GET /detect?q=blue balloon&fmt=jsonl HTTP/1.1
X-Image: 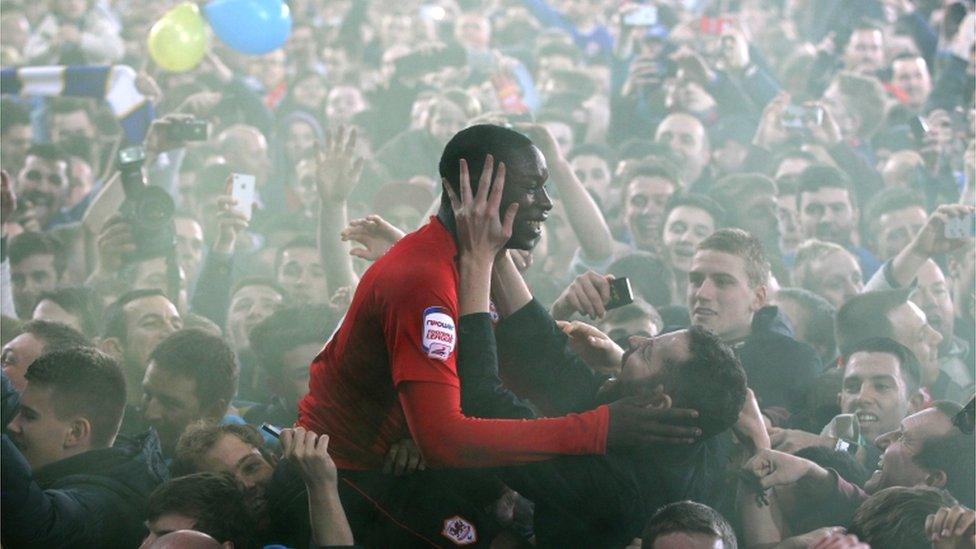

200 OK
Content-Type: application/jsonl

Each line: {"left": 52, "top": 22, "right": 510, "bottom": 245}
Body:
{"left": 204, "top": 0, "right": 292, "bottom": 55}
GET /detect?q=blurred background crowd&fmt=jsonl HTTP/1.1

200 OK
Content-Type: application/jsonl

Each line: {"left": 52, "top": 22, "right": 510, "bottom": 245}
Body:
{"left": 0, "top": 0, "right": 975, "bottom": 547}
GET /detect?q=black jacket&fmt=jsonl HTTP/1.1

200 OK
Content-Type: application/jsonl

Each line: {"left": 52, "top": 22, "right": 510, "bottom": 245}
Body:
{"left": 736, "top": 306, "right": 822, "bottom": 416}
{"left": 1, "top": 431, "right": 169, "bottom": 549}
{"left": 458, "top": 301, "right": 732, "bottom": 547}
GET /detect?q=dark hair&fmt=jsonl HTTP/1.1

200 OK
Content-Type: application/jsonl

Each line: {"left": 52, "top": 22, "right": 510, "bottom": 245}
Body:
{"left": 842, "top": 337, "right": 922, "bottom": 395}
{"left": 1, "top": 99, "right": 30, "bottom": 133}
{"left": 835, "top": 288, "right": 911, "bottom": 356}
{"left": 23, "top": 143, "right": 69, "bottom": 165}
{"left": 146, "top": 472, "right": 256, "bottom": 549}
{"left": 34, "top": 287, "right": 103, "bottom": 338}
{"left": 601, "top": 298, "right": 663, "bottom": 332}
{"left": 850, "top": 486, "right": 957, "bottom": 549}
{"left": 47, "top": 97, "right": 93, "bottom": 116}
{"left": 16, "top": 319, "right": 90, "bottom": 353}
{"left": 622, "top": 160, "right": 682, "bottom": 189}
{"left": 102, "top": 289, "right": 170, "bottom": 341}
{"left": 148, "top": 329, "right": 238, "bottom": 415}
{"left": 608, "top": 252, "right": 674, "bottom": 308}
{"left": 172, "top": 421, "right": 267, "bottom": 477}
{"left": 774, "top": 288, "right": 837, "bottom": 362}
{"left": 438, "top": 124, "right": 535, "bottom": 199}
{"left": 660, "top": 325, "right": 748, "bottom": 439}
{"left": 712, "top": 173, "right": 777, "bottom": 205}
{"left": 641, "top": 501, "right": 737, "bottom": 549}
{"left": 274, "top": 235, "right": 318, "bottom": 275}
{"left": 24, "top": 347, "right": 125, "bottom": 447}
{"left": 664, "top": 192, "right": 727, "bottom": 230}
{"left": 249, "top": 305, "right": 335, "bottom": 376}
{"left": 796, "top": 165, "right": 855, "bottom": 210}
{"left": 8, "top": 231, "right": 66, "bottom": 275}
{"left": 795, "top": 446, "right": 871, "bottom": 487}
{"left": 914, "top": 432, "right": 976, "bottom": 508}
{"left": 697, "top": 228, "right": 771, "bottom": 288}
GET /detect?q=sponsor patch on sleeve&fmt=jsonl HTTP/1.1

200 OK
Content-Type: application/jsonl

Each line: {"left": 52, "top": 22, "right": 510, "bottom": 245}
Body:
{"left": 422, "top": 306, "right": 456, "bottom": 361}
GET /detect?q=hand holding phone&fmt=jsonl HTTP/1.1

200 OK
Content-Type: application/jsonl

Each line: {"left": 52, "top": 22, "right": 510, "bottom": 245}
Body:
{"left": 261, "top": 423, "right": 282, "bottom": 439}
{"left": 606, "top": 277, "right": 635, "bottom": 310}
{"left": 230, "top": 173, "right": 257, "bottom": 221}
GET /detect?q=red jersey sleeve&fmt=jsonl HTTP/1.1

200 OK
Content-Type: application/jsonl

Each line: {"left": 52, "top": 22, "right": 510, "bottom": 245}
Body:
{"left": 379, "top": 264, "right": 461, "bottom": 388}
{"left": 399, "top": 381, "right": 610, "bottom": 468}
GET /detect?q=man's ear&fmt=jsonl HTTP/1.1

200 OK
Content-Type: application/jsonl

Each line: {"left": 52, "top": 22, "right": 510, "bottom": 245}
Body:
{"left": 64, "top": 417, "right": 92, "bottom": 449}
{"left": 947, "top": 257, "right": 961, "bottom": 280}
{"left": 752, "top": 283, "right": 768, "bottom": 312}
{"left": 98, "top": 337, "right": 123, "bottom": 360}
{"left": 907, "top": 390, "right": 925, "bottom": 414}
{"left": 924, "top": 469, "right": 948, "bottom": 489}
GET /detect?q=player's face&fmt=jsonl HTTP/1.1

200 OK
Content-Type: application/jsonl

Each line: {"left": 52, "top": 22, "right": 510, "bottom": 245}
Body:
{"left": 500, "top": 145, "right": 552, "bottom": 251}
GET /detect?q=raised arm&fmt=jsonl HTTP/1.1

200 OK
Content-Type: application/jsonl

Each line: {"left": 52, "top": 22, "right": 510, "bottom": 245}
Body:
{"left": 518, "top": 124, "right": 614, "bottom": 264}
{"left": 315, "top": 126, "right": 363, "bottom": 296}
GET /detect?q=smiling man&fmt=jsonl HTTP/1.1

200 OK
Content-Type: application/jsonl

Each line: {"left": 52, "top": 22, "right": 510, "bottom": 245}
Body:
{"left": 688, "top": 229, "right": 821, "bottom": 416}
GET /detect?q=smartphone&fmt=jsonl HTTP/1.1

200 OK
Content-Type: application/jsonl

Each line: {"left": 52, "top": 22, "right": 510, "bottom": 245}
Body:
{"left": 624, "top": 5, "right": 658, "bottom": 26}
{"left": 944, "top": 213, "right": 976, "bottom": 239}
{"left": 166, "top": 119, "right": 209, "bottom": 142}
{"left": 230, "top": 173, "right": 256, "bottom": 221}
{"left": 781, "top": 105, "right": 823, "bottom": 130}
{"left": 261, "top": 423, "right": 282, "bottom": 439}
{"left": 606, "top": 277, "right": 635, "bottom": 310}
{"left": 909, "top": 116, "right": 930, "bottom": 143}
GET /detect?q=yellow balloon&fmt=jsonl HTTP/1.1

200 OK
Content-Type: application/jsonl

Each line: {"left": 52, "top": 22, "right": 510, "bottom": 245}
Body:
{"left": 147, "top": 2, "right": 208, "bottom": 73}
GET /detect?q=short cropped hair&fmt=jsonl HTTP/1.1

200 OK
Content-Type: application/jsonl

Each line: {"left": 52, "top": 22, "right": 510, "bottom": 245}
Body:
{"left": 34, "top": 287, "right": 103, "bottom": 338}
{"left": 835, "top": 288, "right": 911, "bottom": 356}
{"left": 24, "top": 347, "right": 125, "bottom": 447}
{"left": 697, "top": 228, "right": 771, "bottom": 288}
{"left": 833, "top": 71, "right": 888, "bottom": 138}
{"left": 792, "top": 239, "right": 857, "bottom": 291}
{"left": 8, "top": 231, "right": 66, "bottom": 275}
{"left": 172, "top": 421, "right": 267, "bottom": 477}
{"left": 102, "top": 289, "right": 169, "bottom": 342}
{"left": 842, "top": 337, "right": 922, "bottom": 395}
{"left": 148, "top": 329, "right": 238, "bottom": 416}
{"left": 23, "top": 143, "right": 69, "bottom": 165}
{"left": 663, "top": 193, "right": 727, "bottom": 229}
{"left": 851, "top": 486, "right": 957, "bottom": 549}
{"left": 712, "top": 173, "right": 777, "bottom": 204}
{"left": 438, "top": 124, "right": 535, "bottom": 198}
{"left": 274, "top": 235, "right": 317, "bottom": 275}
{"left": 248, "top": 304, "right": 335, "bottom": 376}
{"left": 641, "top": 501, "right": 737, "bottom": 549}
{"left": 146, "top": 472, "right": 255, "bottom": 548}
{"left": 16, "top": 319, "right": 90, "bottom": 352}
{"left": 796, "top": 165, "right": 855, "bottom": 210}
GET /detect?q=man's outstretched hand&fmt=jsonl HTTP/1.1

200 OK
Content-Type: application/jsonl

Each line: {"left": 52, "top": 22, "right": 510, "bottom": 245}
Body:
{"left": 341, "top": 215, "right": 405, "bottom": 261}
{"left": 606, "top": 394, "right": 700, "bottom": 447}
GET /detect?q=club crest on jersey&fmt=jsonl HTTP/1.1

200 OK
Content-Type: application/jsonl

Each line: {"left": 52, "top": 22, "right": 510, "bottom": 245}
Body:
{"left": 422, "top": 306, "right": 456, "bottom": 361}
{"left": 441, "top": 515, "right": 477, "bottom": 545}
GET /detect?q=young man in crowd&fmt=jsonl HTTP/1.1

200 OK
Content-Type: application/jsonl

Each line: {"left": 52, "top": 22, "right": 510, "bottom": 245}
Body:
{"left": 12, "top": 144, "right": 70, "bottom": 232}
{"left": 1, "top": 319, "right": 88, "bottom": 394}
{"left": 100, "top": 289, "right": 183, "bottom": 409}
{"left": 140, "top": 328, "right": 238, "bottom": 458}
{"left": 8, "top": 230, "right": 66, "bottom": 319}
{"left": 639, "top": 501, "right": 738, "bottom": 549}
{"left": 791, "top": 239, "right": 864, "bottom": 309}
{"left": 795, "top": 165, "right": 880, "bottom": 277}
{"left": 770, "top": 287, "right": 837, "bottom": 365}
{"left": 769, "top": 337, "right": 925, "bottom": 467}
{"left": 2, "top": 347, "right": 167, "bottom": 548}
{"left": 688, "top": 228, "right": 821, "bottom": 418}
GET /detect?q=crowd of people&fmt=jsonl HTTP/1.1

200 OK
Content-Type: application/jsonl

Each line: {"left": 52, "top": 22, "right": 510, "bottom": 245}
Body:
{"left": 1, "top": 0, "right": 975, "bottom": 547}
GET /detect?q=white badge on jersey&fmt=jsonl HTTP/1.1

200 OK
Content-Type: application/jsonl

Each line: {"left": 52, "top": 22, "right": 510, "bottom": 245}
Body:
{"left": 441, "top": 515, "right": 477, "bottom": 545}
{"left": 422, "top": 306, "right": 456, "bottom": 361}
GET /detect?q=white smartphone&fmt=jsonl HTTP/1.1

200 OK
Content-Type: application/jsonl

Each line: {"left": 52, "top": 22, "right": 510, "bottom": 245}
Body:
{"left": 230, "top": 173, "right": 256, "bottom": 221}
